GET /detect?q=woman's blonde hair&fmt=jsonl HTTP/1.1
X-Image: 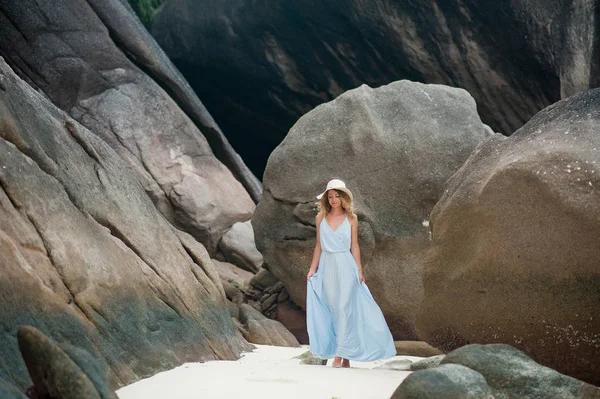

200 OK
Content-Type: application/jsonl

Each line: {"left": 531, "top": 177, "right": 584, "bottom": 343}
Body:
{"left": 317, "top": 189, "right": 356, "bottom": 218}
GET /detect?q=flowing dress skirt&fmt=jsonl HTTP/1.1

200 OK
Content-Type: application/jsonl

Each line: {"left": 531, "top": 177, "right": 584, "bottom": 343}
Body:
{"left": 306, "top": 250, "right": 396, "bottom": 361}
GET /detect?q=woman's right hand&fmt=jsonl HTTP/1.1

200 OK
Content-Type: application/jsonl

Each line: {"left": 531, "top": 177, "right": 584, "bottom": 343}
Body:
{"left": 307, "top": 270, "right": 316, "bottom": 281}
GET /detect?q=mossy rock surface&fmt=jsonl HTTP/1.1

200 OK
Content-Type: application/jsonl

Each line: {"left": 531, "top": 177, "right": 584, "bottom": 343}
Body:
{"left": 128, "top": 0, "right": 165, "bottom": 27}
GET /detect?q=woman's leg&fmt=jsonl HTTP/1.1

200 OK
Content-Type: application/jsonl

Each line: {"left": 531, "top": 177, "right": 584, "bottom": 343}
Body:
{"left": 342, "top": 358, "right": 350, "bottom": 368}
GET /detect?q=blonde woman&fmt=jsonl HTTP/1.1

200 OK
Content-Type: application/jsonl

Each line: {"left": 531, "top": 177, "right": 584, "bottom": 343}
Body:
{"left": 306, "top": 179, "right": 395, "bottom": 368}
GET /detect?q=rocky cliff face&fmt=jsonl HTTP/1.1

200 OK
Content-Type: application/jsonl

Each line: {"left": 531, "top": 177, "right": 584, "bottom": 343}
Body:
{"left": 0, "top": 57, "right": 251, "bottom": 392}
{"left": 151, "top": 0, "right": 599, "bottom": 175}
{"left": 0, "top": 0, "right": 259, "bottom": 255}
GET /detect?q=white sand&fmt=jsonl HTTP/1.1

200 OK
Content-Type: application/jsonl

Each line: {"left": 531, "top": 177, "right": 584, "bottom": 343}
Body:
{"left": 116, "top": 345, "right": 421, "bottom": 399}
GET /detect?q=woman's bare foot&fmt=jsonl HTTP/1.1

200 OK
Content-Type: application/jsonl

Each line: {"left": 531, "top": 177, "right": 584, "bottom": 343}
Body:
{"left": 332, "top": 356, "right": 343, "bottom": 368}
{"left": 342, "top": 358, "right": 350, "bottom": 368}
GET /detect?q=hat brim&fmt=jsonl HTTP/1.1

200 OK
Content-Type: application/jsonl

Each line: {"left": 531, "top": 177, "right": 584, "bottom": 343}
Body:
{"left": 316, "top": 187, "right": 353, "bottom": 201}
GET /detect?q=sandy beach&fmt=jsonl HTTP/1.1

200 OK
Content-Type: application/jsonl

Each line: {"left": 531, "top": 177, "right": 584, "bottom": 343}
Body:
{"left": 116, "top": 345, "right": 421, "bottom": 399}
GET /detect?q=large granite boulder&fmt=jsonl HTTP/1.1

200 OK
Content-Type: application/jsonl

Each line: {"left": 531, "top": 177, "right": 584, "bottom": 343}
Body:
{"left": 0, "top": 0, "right": 257, "bottom": 254}
{"left": 0, "top": 57, "right": 251, "bottom": 393}
{"left": 394, "top": 344, "right": 600, "bottom": 398}
{"left": 417, "top": 88, "right": 600, "bottom": 384}
{"left": 152, "top": 0, "right": 599, "bottom": 174}
{"left": 440, "top": 344, "right": 600, "bottom": 398}
{"left": 253, "top": 80, "right": 492, "bottom": 339}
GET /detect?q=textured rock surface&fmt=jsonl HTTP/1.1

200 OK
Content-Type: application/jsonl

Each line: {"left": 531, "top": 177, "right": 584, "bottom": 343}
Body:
{"left": 237, "top": 304, "right": 300, "bottom": 347}
{"left": 222, "top": 281, "right": 245, "bottom": 305}
{"left": 0, "top": 378, "right": 27, "bottom": 399}
{"left": 394, "top": 341, "right": 443, "bottom": 357}
{"left": 152, "top": 0, "right": 600, "bottom": 174}
{"left": 18, "top": 326, "right": 116, "bottom": 399}
{"left": 58, "top": 342, "right": 118, "bottom": 399}
{"left": 253, "top": 81, "right": 491, "bottom": 339}
{"left": 218, "top": 221, "right": 263, "bottom": 273}
{"left": 410, "top": 355, "right": 446, "bottom": 371}
{"left": 441, "top": 344, "right": 600, "bottom": 398}
{"left": 0, "top": 0, "right": 256, "bottom": 254}
{"left": 417, "top": 88, "right": 600, "bottom": 384}
{"left": 0, "top": 58, "right": 250, "bottom": 393}
{"left": 87, "top": 0, "right": 262, "bottom": 201}
{"left": 392, "top": 364, "right": 495, "bottom": 399}
{"left": 212, "top": 259, "right": 254, "bottom": 290}
{"left": 249, "top": 269, "right": 280, "bottom": 291}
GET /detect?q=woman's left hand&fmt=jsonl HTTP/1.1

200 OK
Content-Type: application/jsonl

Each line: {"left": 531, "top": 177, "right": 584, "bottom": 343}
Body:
{"left": 358, "top": 271, "right": 365, "bottom": 284}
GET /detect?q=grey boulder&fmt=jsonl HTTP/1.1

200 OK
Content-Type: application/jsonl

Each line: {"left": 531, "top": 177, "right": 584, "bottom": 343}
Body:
{"left": 417, "top": 88, "right": 600, "bottom": 384}
{"left": 253, "top": 80, "right": 492, "bottom": 339}
{"left": 441, "top": 344, "right": 600, "bottom": 398}
{"left": 219, "top": 221, "right": 264, "bottom": 273}
{"left": 392, "top": 364, "right": 495, "bottom": 399}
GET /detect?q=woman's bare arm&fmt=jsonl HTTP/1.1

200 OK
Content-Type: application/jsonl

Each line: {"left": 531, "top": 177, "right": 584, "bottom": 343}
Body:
{"left": 349, "top": 215, "right": 365, "bottom": 283}
{"left": 307, "top": 213, "right": 324, "bottom": 280}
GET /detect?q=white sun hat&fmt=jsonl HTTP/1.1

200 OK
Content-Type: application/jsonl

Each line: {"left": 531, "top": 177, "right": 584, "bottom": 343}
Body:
{"left": 316, "top": 179, "right": 353, "bottom": 201}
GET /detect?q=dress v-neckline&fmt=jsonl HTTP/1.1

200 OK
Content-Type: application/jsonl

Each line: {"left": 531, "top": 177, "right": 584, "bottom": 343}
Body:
{"left": 325, "top": 215, "right": 347, "bottom": 233}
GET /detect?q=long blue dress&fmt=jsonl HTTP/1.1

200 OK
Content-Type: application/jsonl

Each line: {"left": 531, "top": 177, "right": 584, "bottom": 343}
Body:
{"left": 306, "top": 215, "right": 396, "bottom": 361}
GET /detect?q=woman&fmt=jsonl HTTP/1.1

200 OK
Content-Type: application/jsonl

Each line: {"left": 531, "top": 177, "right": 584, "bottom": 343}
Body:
{"left": 306, "top": 179, "right": 395, "bottom": 368}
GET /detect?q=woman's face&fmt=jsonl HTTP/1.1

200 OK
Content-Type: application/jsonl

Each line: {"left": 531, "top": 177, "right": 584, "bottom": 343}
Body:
{"left": 327, "top": 190, "right": 342, "bottom": 209}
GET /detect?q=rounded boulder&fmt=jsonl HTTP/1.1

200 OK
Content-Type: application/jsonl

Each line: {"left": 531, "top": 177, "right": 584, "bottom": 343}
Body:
{"left": 417, "top": 88, "right": 600, "bottom": 384}
{"left": 254, "top": 80, "right": 491, "bottom": 338}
